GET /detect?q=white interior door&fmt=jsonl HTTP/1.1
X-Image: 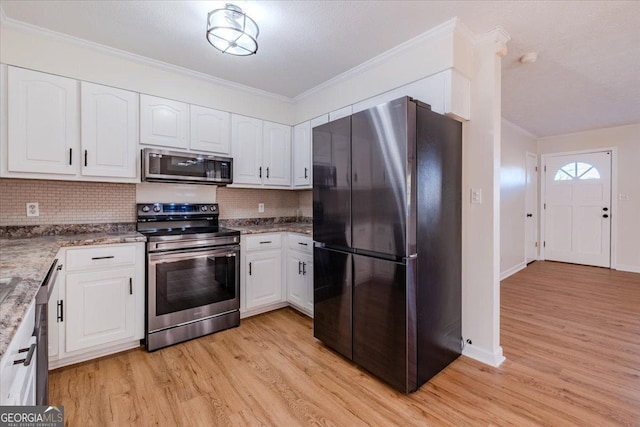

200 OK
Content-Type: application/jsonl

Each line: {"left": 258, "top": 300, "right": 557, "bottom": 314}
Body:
{"left": 544, "top": 151, "right": 611, "bottom": 267}
{"left": 525, "top": 153, "right": 538, "bottom": 263}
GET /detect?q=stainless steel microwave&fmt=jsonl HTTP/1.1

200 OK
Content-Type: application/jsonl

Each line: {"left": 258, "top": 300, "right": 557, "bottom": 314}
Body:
{"left": 142, "top": 148, "right": 233, "bottom": 185}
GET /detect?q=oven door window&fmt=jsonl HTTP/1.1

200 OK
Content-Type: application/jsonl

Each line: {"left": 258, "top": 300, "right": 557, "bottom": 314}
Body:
{"left": 155, "top": 254, "right": 236, "bottom": 316}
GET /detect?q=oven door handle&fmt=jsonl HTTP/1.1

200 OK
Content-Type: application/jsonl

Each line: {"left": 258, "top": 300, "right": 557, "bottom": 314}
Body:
{"left": 149, "top": 247, "right": 239, "bottom": 263}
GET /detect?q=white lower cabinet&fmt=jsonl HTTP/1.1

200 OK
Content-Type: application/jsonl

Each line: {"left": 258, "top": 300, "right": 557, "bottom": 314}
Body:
{"left": 240, "top": 232, "right": 313, "bottom": 319}
{"left": 241, "top": 233, "right": 286, "bottom": 316}
{"left": 286, "top": 234, "right": 314, "bottom": 317}
{"left": 48, "top": 242, "right": 145, "bottom": 369}
{"left": 0, "top": 301, "right": 36, "bottom": 405}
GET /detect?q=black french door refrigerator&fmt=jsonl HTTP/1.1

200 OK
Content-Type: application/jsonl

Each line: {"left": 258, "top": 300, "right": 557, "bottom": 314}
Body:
{"left": 312, "top": 97, "right": 462, "bottom": 393}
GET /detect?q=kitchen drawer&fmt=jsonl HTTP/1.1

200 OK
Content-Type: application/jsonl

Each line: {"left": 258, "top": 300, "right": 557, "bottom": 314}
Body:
{"left": 1, "top": 301, "right": 35, "bottom": 405}
{"left": 288, "top": 234, "right": 312, "bottom": 253}
{"left": 66, "top": 244, "right": 137, "bottom": 271}
{"left": 244, "top": 233, "right": 282, "bottom": 252}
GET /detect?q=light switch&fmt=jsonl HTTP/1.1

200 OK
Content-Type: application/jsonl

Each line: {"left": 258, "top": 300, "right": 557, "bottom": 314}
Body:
{"left": 26, "top": 202, "right": 39, "bottom": 217}
{"left": 470, "top": 188, "right": 482, "bottom": 204}
{"left": 258, "top": 203, "right": 265, "bottom": 213}
{"left": 619, "top": 194, "right": 630, "bottom": 201}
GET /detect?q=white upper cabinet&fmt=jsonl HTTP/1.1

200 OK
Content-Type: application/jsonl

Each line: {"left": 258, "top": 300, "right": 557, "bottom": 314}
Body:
{"left": 292, "top": 121, "right": 311, "bottom": 188}
{"left": 329, "top": 106, "right": 352, "bottom": 121}
{"left": 189, "top": 105, "right": 231, "bottom": 154}
{"left": 8, "top": 66, "right": 79, "bottom": 175}
{"left": 231, "top": 115, "right": 292, "bottom": 188}
{"left": 140, "top": 94, "right": 189, "bottom": 149}
{"left": 263, "top": 121, "right": 291, "bottom": 187}
{"left": 81, "top": 82, "right": 138, "bottom": 178}
{"left": 310, "top": 114, "right": 329, "bottom": 129}
{"left": 231, "top": 114, "right": 263, "bottom": 185}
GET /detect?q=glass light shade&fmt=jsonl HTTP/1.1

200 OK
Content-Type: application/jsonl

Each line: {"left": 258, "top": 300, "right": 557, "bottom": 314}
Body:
{"left": 207, "top": 4, "right": 259, "bottom": 56}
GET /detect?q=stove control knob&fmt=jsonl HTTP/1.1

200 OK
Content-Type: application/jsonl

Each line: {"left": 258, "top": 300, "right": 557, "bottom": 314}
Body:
{"left": 153, "top": 205, "right": 161, "bottom": 213}
{"left": 200, "top": 206, "right": 208, "bottom": 212}
{"left": 210, "top": 205, "right": 217, "bottom": 212}
{"left": 141, "top": 205, "right": 150, "bottom": 213}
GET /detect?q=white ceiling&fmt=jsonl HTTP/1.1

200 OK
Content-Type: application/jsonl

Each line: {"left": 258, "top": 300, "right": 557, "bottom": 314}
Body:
{"left": 1, "top": 0, "right": 639, "bottom": 137}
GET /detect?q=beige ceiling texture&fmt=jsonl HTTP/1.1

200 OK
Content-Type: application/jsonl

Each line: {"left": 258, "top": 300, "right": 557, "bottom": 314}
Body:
{"left": 1, "top": 0, "right": 639, "bottom": 137}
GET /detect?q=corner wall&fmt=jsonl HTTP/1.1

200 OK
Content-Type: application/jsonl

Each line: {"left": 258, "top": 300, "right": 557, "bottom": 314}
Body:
{"left": 537, "top": 123, "right": 640, "bottom": 272}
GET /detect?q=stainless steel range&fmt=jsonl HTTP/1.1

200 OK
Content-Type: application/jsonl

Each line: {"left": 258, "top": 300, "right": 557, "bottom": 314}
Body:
{"left": 136, "top": 203, "right": 241, "bottom": 351}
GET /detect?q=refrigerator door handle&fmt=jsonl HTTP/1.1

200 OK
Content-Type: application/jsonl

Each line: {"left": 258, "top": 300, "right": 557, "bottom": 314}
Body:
{"left": 314, "top": 242, "right": 326, "bottom": 248}
{"left": 406, "top": 253, "right": 418, "bottom": 259}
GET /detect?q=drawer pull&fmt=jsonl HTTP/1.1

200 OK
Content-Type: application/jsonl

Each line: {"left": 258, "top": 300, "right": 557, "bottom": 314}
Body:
{"left": 14, "top": 343, "right": 36, "bottom": 366}
{"left": 259, "top": 241, "right": 272, "bottom": 244}
{"left": 298, "top": 242, "right": 308, "bottom": 246}
{"left": 91, "top": 256, "right": 115, "bottom": 260}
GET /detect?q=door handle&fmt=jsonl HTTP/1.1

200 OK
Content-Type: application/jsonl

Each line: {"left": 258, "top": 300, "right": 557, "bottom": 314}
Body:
{"left": 249, "top": 262, "right": 252, "bottom": 275}
{"left": 259, "top": 167, "right": 262, "bottom": 178}
{"left": 57, "top": 300, "right": 63, "bottom": 322}
{"left": 298, "top": 261, "right": 302, "bottom": 275}
{"left": 526, "top": 213, "right": 533, "bottom": 217}
{"left": 84, "top": 150, "right": 88, "bottom": 167}
{"left": 602, "top": 214, "right": 609, "bottom": 218}
{"left": 304, "top": 167, "right": 308, "bottom": 179}
{"left": 129, "top": 278, "right": 133, "bottom": 295}
{"left": 602, "top": 207, "right": 609, "bottom": 211}
{"left": 69, "top": 148, "right": 73, "bottom": 165}
{"left": 302, "top": 262, "right": 307, "bottom": 275}
{"left": 266, "top": 167, "right": 270, "bottom": 179}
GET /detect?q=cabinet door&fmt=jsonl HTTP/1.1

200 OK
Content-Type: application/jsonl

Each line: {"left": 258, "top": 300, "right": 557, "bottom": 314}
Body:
{"left": 293, "top": 121, "right": 311, "bottom": 188}
{"left": 231, "top": 114, "right": 263, "bottom": 185}
{"left": 81, "top": 82, "right": 138, "bottom": 178}
{"left": 140, "top": 94, "right": 188, "bottom": 149}
{"left": 245, "top": 250, "right": 282, "bottom": 309}
{"left": 190, "top": 105, "right": 231, "bottom": 154}
{"left": 286, "top": 252, "right": 306, "bottom": 309}
{"left": 8, "top": 66, "right": 79, "bottom": 175}
{"left": 263, "top": 121, "right": 292, "bottom": 187}
{"left": 65, "top": 267, "right": 136, "bottom": 353}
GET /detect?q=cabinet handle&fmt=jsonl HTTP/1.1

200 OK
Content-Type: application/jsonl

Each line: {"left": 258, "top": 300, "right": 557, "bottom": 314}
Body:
{"left": 91, "top": 256, "right": 114, "bottom": 260}
{"left": 57, "top": 300, "right": 63, "bottom": 322}
{"left": 56, "top": 264, "right": 63, "bottom": 270}
{"left": 298, "top": 242, "right": 308, "bottom": 246}
{"left": 298, "top": 261, "right": 302, "bottom": 275}
{"left": 259, "top": 167, "right": 262, "bottom": 178}
{"left": 302, "top": 262, "right": 307, "bottom": 275}
{"left": 69, "top": 148, "right": 73, "bottom": 165}
{"left": 266, "top": 167, "right": 270, "bottom": 178}
{"left": 249, "top": 262, "right": 252, "bottom": 275}
{"left": 259, "top": 241, "right": 272, "bottom": 244}
{"left": 84, "top": 150, "right": 88, "bottom": 167}
{"left": 304, "top": 167, "right": 308, "bottom": 179}
{"left": 13, "top": 343, "right": 36, "bottom": 366}
{"left": 129, "top": 278, "right": 133, "bottom": 295}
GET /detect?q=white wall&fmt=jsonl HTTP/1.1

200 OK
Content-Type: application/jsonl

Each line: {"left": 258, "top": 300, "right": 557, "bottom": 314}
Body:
{"left": 0, "top": 23, "right": 294, "bottom": 125}
{"left": 500, "top": 119, "right": 537, "bottom": 277}
{"left": 538, "top": 123, "right": 640, "bottom": 273}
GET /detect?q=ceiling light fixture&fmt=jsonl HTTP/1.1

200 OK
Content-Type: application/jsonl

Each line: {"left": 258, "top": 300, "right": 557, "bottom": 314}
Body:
{"left": 206, "top": 3, "right": 259, "bottom": 56}
{"left": 519, "top": 52, "right": 538, "bottom": 64}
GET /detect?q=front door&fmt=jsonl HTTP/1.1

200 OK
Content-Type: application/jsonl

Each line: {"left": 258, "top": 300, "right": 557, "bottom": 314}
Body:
{"left": 543, "top": 151, "right": 612, "bottom": 267}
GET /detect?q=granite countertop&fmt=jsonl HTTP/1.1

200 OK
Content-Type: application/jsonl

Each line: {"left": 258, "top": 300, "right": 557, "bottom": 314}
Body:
{"left": 230, "top": 222, "right": 312, "bottom": 235}
{"left": 0, "top": 230, "right": 146, "bottom": 359}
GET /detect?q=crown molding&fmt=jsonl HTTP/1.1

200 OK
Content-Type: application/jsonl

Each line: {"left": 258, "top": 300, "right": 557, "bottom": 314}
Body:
{"left": 475, "top": 26, "right": 511, "bottom": 57}
{"left": 501, "top": 118, "right": 538, "bottom": 139}
{"left": 293, "top": 17, "right": 461, "bottom": 103}
{"left": 0, "top": 13, "right": 293, "bottom": 104}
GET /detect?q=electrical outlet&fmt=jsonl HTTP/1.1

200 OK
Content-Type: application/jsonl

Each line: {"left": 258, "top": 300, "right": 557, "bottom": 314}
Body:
{"left": 26, "top": 202, "right": 39, "bottom": 217}
{"left": 470, "top": 188, "right": 482, "bottom": 204}
{"left": 258, "top": 203, "right": 265, "bottom": 213}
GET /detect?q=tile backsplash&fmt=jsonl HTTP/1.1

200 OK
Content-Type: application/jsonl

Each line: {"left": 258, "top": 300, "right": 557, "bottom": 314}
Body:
{"left": 0, "top": 178, "right": 313, "bottom": 226}
{"left": 0, "top": 178, "right": 136, "bottom": 226}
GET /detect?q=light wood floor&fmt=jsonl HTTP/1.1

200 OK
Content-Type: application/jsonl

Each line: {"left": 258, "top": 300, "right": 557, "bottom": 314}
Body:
{"left": 50, "top": 261, "right": 640, "bottom": 426}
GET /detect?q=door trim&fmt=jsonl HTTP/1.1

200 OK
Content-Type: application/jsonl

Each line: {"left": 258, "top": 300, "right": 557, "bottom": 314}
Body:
{"left": 525, "top": 151, "right": 538, "bottom": 263}
{"left": 540, "top": 147, "right": 617, "bottom": 268}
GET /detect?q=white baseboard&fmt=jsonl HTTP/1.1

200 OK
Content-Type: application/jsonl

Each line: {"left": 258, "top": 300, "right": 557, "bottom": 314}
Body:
{"left": 462, "top": 344, "right": 506, "bottom": 367}
{"left": 614, "top": 264, "right": 640, "bottom": 273}
{"left": 49, "top": 340, "right": 141, "bottom": 370}
{"left": 500, "top": 261, "right": 527, "bottom": 281}
{"left": 240, "top": 301, "right": 289, "bottom": 319}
